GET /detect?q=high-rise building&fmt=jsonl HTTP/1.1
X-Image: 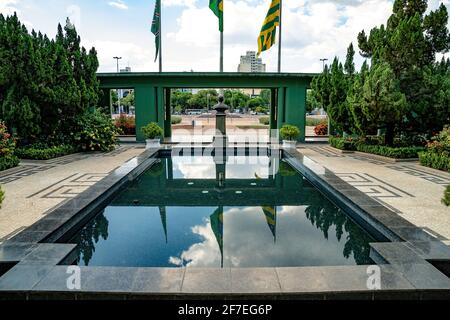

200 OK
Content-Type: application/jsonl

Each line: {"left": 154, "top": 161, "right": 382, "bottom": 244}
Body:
{"left": 237, "top": 51, "right": 266, "bottom": 73}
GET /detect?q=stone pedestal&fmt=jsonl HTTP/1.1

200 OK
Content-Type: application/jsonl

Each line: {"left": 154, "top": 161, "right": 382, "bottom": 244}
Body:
{"left": 213, "top": 96, "right": 229, "bottom": 146}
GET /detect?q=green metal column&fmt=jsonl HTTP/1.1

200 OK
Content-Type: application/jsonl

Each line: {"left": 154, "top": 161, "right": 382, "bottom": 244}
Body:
{"left": 277, "top": 87, "right": 286, "bottom": 136}
{"left": 134, "top": 85, "right": 156, "bottom": 142}
{"left": 164, "top": 88, "right": 172, "bottom": 139}
{"left": 284, "top": 84, "right": 306, "bottom": 142}
{"left": 270, "top": 88, "right": 277, "bottom": 131}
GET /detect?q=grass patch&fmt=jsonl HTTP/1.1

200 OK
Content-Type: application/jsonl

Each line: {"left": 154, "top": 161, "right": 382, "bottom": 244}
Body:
{"left": 236, "top": 125, "right": 269, "bottom": 130}
{"left": 306, "top": 118, "right": 327, "bottom": 127}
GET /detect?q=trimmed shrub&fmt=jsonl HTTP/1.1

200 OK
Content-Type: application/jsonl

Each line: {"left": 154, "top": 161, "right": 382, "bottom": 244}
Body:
{"left": 171, "top": 116, "right": 182, "bottom": 125}
{"left": 0, "top": 156, "right": 20, "bottom": 171}
{"left": 0, "top": 186, "right": 4, "bottom": 208}
{"left": 443, "top": 185, "right": 450, "bottom": 207}
{"left": 259, "top": 117, "right": 270, "bottom": 126}
{"left": 15, "top": 144, "right": 76, "bottom": 160}
{"left": 280, "top": 125, "right": 300, "bottom": 141}
{"left": 114, "top": 114, "right": 136, "bottom": 135}
{"left": 419, "top": 152, "right": 450, "bottom": 172}
{"left": 314, "top": 123, "right": 328, "bottom": 136}
{"left": 72, "top": 109, "right": 120, "bottom": 152}
{"left": 142, "top": 122, "right": 164, "bottom": 140}
{"left": 356, "top": 144, "right": 424, "bottom": 159}
{"left": 329, "top": 136, "right": 357, "bottom": 151}
{"left": 419, "top": 127, "right": 450, "bottom": 172}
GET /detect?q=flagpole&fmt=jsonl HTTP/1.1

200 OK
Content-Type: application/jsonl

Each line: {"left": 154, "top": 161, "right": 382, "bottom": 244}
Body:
{"left": 220, "top": 31, "right": 223, "bottom": 72}
{"left": 278, "top": 0, "right": 282, "bottom": 73}
{"left": 159, "top": 0, "right": 162, "bottom": 73}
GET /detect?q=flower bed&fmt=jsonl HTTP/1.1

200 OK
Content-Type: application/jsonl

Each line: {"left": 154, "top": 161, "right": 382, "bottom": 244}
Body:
{"left": 0, "top": 122, "right": 19, "bottom": 171}
{"left": 419, "top": 127, "right": 450, "bottom": 172}
{"left": 114, "top": 114, "right": 136, "bottom": 135}
{"left": 329, "top": 137, "right": 357, "bottom": 151}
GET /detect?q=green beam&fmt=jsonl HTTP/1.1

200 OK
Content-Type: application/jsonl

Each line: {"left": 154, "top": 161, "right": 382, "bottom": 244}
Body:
{"left": 97, "top": 72, "right": 315, "bottom": 142}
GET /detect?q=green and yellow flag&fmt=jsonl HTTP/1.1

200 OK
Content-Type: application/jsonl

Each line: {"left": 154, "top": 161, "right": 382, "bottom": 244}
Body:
{"left": 257, "top": 0, "right": 281, "bottom": 56}
{"left": 209, "top": 0, "right": 224, "bottom": 32}
{"left": 262, "top": 206, "right": 277, "bottom": 242}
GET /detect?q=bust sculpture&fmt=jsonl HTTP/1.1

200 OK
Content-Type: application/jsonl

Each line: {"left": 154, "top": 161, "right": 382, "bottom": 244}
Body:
{"left": 213, "top": 95, "right": 229, "bottom": 115}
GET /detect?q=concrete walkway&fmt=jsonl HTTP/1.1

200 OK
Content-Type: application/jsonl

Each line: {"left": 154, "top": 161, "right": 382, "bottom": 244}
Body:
{"left": 0, "top": 146, "right": 144, "bottom": 241}
{"left": 298, "top": 144, "right": 450, "bottom": 240}
{"left": 1, "top": 143, "right": 448, "bottom": 244}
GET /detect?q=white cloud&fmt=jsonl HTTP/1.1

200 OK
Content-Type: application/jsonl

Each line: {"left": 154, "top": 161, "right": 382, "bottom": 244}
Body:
{"left": 165, "top": 0, "right": 394, "bottom": 72}
{"left": 108, "top": 0, "right": 128, "bottom": 10}
{"left": 163, "top": 0, "right": 198, "bottom": 8}
{"left": 0, "top": 0, "right": 19, "bottom": 15}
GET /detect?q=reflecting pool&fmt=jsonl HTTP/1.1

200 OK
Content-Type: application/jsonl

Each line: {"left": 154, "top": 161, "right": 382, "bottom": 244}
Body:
{"left": 69, "top": 155, "right": 375, "bottom": 268}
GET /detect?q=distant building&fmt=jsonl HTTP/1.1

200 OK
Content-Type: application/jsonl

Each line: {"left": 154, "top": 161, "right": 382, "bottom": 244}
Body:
{"left": 237, "top": 51, "right": 266, "bottom": 73}
{"left": 120, "top": 66, "right": 131, "bottom": 73}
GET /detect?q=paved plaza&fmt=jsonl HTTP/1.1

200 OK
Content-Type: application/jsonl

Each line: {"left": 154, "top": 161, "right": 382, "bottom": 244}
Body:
{"left": 0, "top": 146, "right": 144, "bottom": 242}
{"left": 0, "top": 143, "right": 448, "bottom": 245}
{"left": 298, "top": 144, "right": 450, "bottom": 240}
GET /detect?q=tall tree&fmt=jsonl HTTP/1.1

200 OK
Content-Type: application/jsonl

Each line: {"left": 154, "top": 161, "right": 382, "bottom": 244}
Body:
{"left": 344, "top": 43, "right": 355, "bottom": 76}
{"left": 358, "top": 0, "right": 450, "bottom": 137}
{"left": 360, "top": 62, "right": 407, "bottom": 146}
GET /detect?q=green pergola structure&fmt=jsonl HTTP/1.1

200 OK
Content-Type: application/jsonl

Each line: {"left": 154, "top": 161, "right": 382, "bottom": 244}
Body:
{"left": 97, "top": 72, "right": 316, "bottom": 142}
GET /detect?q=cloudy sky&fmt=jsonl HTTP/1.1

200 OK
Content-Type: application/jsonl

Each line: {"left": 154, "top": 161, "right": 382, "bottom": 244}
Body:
{"left": 1, "top": 0, "right": 449, "bottom": 73}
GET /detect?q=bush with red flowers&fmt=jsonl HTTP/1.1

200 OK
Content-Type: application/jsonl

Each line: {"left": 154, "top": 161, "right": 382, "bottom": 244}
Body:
{"left": 114, "top": 114, "right": 136, "bottom": 135}
{"left": 314, "top": 122, "right": 328, "bottom": 136}
{"left": 0, "top": 121, "right": 20, "bottom": 171}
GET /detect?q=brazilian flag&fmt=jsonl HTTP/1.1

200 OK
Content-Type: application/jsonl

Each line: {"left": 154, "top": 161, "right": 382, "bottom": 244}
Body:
{"left": 209, "top": 0, "right": 224, "bottom": 32}
{"left": 257, "top": 0, "right": 280, "bottom": 56}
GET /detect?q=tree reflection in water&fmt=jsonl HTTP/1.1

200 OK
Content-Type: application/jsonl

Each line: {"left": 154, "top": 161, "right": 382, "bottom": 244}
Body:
{"left": 72, "top": 211, "right": 109, "bottom": 266}
{"left": 305, "top": 203, "right": 373, "bottom": 265}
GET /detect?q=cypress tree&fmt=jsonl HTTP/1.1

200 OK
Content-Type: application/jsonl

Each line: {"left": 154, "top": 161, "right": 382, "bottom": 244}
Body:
{"left": 358, "top": 0, "right": 450, "bottom": 138}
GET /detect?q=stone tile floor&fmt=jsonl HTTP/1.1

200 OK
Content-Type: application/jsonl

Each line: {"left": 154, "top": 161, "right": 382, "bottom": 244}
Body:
{"left": 0, "top": 146, "right": 144, "bottom": 242}
{"left": 298, "top": 144, "right": 450, "bottom": 240}
{"left": 1, "top": 142, "right": 449, "bottom": 245}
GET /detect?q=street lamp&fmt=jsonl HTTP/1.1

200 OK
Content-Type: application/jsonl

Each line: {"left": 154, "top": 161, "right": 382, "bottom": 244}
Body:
{"left": 320, "top": 58, "right": 328, "bottom": 72}
{"left": 113, "top": 57, "right": 123, "bottom": 115}
{"left": 113, "top": 56, "right": 122, "bottom": 73}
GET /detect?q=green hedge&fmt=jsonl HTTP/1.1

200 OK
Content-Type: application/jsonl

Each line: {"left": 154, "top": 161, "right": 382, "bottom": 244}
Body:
{"left": 259, "top": 117, "right": 270, "bottom": 125}
{"left": 0, "top": 155, "right": 20, "bottom": 171}
{"left": 0, "top": 185, "right": 4, "bottom": 208}
{"left": 329, "top": 137, "right": 357, "bottom": 151}
{"left": 443, "top": 185, "right": 450, "bottom": 206}
{"left": 15, "top": 145, "right": 76, "bottom": 160}
{"left": 330, "top": 137, "right": 424, "bottom": 158}
{"left": 419, "top": 152, "right": 450, "bottom": 172}
{"left": 306, "top": 118, "right": 326, "bottom": 127}
{"left": 356, "top": 144, "right": 424, "bottom": 159}
{"left": 171, "top": 116, "right": 182, "bottom": 125}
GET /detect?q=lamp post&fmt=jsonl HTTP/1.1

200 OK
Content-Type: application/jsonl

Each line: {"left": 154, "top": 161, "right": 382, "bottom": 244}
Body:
{"left": 113, "top": 57, "right": 122, "bottom": 114}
